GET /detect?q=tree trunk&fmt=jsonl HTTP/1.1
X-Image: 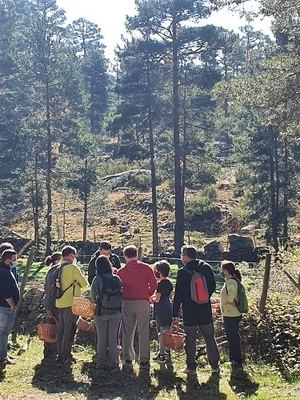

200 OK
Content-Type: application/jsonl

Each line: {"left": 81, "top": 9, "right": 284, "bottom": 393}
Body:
{"left": 32, "top": 153, "right": 40, "bottom": 248}
{"left": 269, "top": 127, "right": 279, "bottom": 252}
{"left": 172, "top": 14, "right": 184, "bottom": 255}
{"left": 146, "top": 56, "right": 159, "bottom": 256}
{"left": 83, "top": 192, "right": 88, "bottom": 242}
{"left": 282, "top": 135, "right": 289, "bottom": 244}
{"left": 45, "top": 79, "right": 52, "bottom": 255}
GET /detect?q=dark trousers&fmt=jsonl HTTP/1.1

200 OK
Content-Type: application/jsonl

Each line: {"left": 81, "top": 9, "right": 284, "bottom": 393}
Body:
{"left": 57, "top": 307, "right": 77, "bottom": 358}
{"left": 223, "top": 316, "right": 242, "bottom": 364}
{"left": 184, "top": 323, "right": 220, "bottom": 369}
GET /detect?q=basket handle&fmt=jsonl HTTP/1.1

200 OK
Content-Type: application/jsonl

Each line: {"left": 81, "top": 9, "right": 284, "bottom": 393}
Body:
{"left": 171, "top": 320, "right": 185, "bottom": 334}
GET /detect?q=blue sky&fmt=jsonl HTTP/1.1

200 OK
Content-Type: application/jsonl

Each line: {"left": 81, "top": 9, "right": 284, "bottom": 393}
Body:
{"left": 56, "top": 0, "right": 272, "bottom": 62}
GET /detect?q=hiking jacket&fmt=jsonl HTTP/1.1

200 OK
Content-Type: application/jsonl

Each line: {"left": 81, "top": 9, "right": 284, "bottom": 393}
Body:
{"left": 55, "top": 262, "right": 88, "bottom": 308}
{"left": 172, "top": 259, "right": 216, "bottom": 326}
{"left": 0, "top": 262, "right": 19, "bottom": 308}
{"left": 220, "top": 277, "right": 241, "bottom": 317}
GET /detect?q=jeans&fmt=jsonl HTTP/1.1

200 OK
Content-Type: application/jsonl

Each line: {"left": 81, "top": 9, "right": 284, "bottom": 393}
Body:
{"left": 184, "top": 323, "right": 220, "bottom": 369}
{"left": 94, "top": 313, "right": 121, "bottom": 368}
{"left": 0, "top": 306, "right": 15, "bottom": 359}
{"left": 157, "top": 325, "right": 170, "bottom": 355}
{"left": 223, "top": 316, "right": 242, "bottom": 364}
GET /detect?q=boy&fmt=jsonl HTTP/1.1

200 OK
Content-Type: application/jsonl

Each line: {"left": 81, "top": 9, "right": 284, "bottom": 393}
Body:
{"left": 151, "top": 260, "right": 173, "bottom": 364}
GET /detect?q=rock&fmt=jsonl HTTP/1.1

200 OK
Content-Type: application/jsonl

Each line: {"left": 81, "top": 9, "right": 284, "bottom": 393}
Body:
{"left": 119, "top": 225, "right": 128, "bottom": 234}
{"left": 204, "top": 240, "right": 224, "bottom": 254}
{"left": 229, "top": 234, "right": 254, "bottom": 253}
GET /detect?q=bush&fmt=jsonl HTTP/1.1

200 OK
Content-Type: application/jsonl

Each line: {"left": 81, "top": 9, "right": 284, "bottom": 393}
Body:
{"left": 242, "top": 296, "right": 300, "bottom": 381}
{"left": 202, "top": 184, "right": 217, "bottom": 202}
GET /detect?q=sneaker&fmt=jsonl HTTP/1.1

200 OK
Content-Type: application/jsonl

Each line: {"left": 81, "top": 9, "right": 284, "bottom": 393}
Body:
{"left": 139, "top": 361, "right": 150, "bottom": 369}
{"left": 153, "top": 354, "right": 166, "bottom": 364}
{"left": 182, "top": 366, "right": 197, "bottom": 375}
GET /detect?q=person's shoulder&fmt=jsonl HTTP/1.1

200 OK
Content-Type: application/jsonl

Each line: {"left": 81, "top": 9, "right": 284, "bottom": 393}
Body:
{"left": 117, "top": 265, "right": 126, "bottom": 275}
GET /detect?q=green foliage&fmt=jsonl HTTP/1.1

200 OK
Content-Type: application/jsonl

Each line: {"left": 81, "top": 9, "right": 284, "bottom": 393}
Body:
{"left": 242, "top": 297, "right": 300, "bottom": 381}
{"left": 202, "top": 185, "right": 218, "bottom": 202}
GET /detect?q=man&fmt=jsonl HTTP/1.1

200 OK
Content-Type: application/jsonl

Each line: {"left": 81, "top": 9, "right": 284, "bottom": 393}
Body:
{"left": 56, "top": 246, "right": 88, "bottom": 363}
{"left": 88, "top": 241, "right": 121, "bottom": 284}
{"left": 117, "top": 245, "right": 157, "bottom": 369}
{"left": 0, "top": 250, "right": 19, "bottom": 366}
{"left": 0, "top": 242, "right": 18, "bottom": 282}
{"left": 173, "top": 245, "right": 220, "bottom": 374}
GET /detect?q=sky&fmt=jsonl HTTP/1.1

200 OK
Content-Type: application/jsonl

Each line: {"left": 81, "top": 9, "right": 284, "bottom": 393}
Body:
{"left": 56, "top": 0, "right": 273, "bottom": 62}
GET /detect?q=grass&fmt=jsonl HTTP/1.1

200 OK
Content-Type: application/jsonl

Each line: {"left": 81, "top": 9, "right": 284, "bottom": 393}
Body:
{"left": 1, "top": 337, "right": 299, "bottom": 400}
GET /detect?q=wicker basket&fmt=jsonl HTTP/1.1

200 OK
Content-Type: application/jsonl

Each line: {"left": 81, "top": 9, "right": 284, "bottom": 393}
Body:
{"left": 163, "top": 325, "right": 186, "bottom": 350}
{"left": 76, "top": 316, "right": 95, "bottom": 333}
{"left": 37, "top": 316, "right": 58, "bottom": 343}
{"left": 72, "top": 297, "right": 96, "bottom": 318}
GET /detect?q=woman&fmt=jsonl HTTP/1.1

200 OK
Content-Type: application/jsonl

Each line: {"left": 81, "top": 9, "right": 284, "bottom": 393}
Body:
{"left": 220, "top": 260, "right": 243, "bottom": 369}
{"left": 43, "top": 252, "right": 62, "bottom": 360}
{"left": 91, "top": 255, "right": 122, "bottom": 371}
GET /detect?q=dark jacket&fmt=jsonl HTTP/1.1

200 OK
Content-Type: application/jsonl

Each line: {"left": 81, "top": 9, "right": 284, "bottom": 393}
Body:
{"left": 172, "top": 259, "right": 216, "bottom": 326}
{"left": 88, "top": 251, "right": 121, "bottom": 284}
{"left": 0, "top": 262, "right": 20, "bottom": 308}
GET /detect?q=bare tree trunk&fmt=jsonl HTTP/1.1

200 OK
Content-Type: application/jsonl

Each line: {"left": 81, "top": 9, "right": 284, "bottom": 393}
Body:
{"left": 32, "top": 152, "right": 40, "bottom": 247}
{"left": 45, "top": 79, "right": 52, "bottom": 255}
{"left": 83, "top": 193, "right": 88, "bottom": 242}
{"left": 172, "top": 14, "right": 184, "bottom": 255}
{"left": 282, "top": 135, "right": 289, "bottom": 244}
{"left": 146, "top": 56, "right": 159, "bottom": 256}
{"left": 269, "top": 127, "right": 279, "bottom": 253}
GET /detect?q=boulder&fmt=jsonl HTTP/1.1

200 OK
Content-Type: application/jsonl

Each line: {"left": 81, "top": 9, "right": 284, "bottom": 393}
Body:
{"left": 204, "top": 240, "right": 224, "bottom": 254}
{"left": 229, "top": 234, "right": 254, "bottom": 253}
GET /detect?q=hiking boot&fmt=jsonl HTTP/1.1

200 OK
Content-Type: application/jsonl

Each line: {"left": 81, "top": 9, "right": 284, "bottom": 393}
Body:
{"left": 153, "top": 354, "right": 166, "bottom": 364}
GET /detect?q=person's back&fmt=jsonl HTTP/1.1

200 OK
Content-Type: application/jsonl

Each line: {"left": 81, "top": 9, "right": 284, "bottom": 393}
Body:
{"left": 173, "top": 245, "right": 219, "bottom": 374}
{"left": 173, "top": 259, "right": 215, "bottom": 326}
{"left": 117, "top": 259, "right": 156, "bottom": 301}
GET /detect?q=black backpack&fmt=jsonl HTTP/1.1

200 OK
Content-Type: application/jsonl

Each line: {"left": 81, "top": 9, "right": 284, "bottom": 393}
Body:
{"left": 53, "top": 263, "right": 75, "bottom": 300}
{"left": 96, "top": 275, "right": 122, "bottom": 316}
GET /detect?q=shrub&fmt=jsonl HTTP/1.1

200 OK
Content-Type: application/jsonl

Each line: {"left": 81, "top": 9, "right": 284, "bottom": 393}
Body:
{"left": 202, "top": 185, "right": 217, "bottom": 202}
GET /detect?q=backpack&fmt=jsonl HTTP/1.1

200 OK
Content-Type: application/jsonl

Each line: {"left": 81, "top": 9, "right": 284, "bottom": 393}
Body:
{"left": 184, "top": 264, "right": 209, "bottom": 304}
{"left": 50, "top": 263, "right": 75, "bottom": 301}
{"left": 43, "top": 265, "right": 59, "bottom": 310}
{"left": 96, "top": 275, "right": 122, "bottom": 316}
{"left": 226, "top": 277, "right": 249, "bottom": 314}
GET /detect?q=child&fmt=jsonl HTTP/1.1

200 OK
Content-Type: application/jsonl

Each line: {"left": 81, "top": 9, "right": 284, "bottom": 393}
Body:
{"left": 151, "top": 260, "right": 173, "bottom": 363}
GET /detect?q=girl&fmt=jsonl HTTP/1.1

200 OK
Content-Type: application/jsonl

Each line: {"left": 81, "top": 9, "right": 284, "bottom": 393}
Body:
{"left": 220, "top": 260, "right": 243, "bottom": 369}
{"left": 91, "top": 255, "right": 122, "bottom": 371}
{"left": 43, "top": 252, "right": 62, "bottom": 360}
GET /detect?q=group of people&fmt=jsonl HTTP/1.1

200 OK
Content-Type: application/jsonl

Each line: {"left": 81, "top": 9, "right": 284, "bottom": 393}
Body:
{"left": 0, "top": 240, "right": 245, "bottom": 375}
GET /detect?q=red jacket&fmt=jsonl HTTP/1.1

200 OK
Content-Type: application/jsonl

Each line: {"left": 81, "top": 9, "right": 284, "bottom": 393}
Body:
{"left": 117, "top": 260, "right": 157, "bottom": 301}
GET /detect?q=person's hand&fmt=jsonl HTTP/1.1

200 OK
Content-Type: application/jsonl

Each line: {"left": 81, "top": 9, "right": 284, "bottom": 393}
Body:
{"left": 10, "top": 304, "right": 16, "bottom": 312}
{"left": 172, "top": 316, "right": 180, "bottom": 325}
{"left": 47, "top": 310, "right": 53, "bottom": 317}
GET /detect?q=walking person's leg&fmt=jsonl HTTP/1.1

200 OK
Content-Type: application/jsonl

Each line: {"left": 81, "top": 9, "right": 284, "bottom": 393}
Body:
{"left": 199, "top": 323, "right": 220, "bottom": 370}
{"left": 223, "top": 316, "right": 242, "bottom": 366}
{"left": 107, "top": 315, "right": 121, "bottom": 369}
{"left": 135, "top": 300, "right": 151, "bottom": 364}
{"left": 122, "top": 301, "right": 137, "bottom": 362}
{"left": 183, "top": 325, "right": 198, "bottom": 371}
